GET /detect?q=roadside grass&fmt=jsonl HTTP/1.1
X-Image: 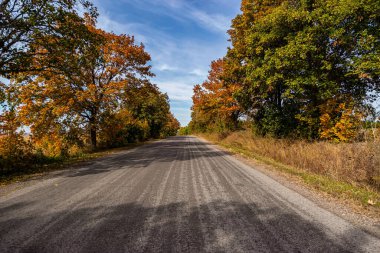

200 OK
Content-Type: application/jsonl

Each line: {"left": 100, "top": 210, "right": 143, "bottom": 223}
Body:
{"left": 197, "top": 132, "right": 380, "bottom": 210}
{"left": 0, "top": 142, "right": 147, "bottom": 186}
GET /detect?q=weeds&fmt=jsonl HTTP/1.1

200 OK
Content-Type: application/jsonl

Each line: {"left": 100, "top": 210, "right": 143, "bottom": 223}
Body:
{"left": 198, "top": 131, "right": 380, "bottom": 209}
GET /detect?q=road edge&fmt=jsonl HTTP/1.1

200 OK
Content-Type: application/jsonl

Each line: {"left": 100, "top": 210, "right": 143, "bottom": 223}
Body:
{"left": 193, "top": 135, "right": 380, "bottom": 238}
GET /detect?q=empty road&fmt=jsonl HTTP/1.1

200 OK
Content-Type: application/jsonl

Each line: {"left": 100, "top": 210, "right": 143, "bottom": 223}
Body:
{"left": 0, "top": 136, "right": 379, "bottom": 252}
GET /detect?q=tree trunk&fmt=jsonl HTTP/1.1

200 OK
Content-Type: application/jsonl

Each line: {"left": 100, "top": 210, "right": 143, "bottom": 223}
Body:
{"left": 89, "top": 115, "right": 97, "bottom": 150}
{"left": 90, "top": 126, "right": 97, "bottom": 150}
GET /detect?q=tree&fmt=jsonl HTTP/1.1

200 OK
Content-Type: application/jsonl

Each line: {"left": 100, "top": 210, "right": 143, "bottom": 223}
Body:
{"left": 0, "top": 0, "right": 98, "bottom": 77}
{"left": 124, "top": 82, "right": 173, "bottom": 139}
{"left": 0, "top": 81, "right": 32, "bottom": 171}
{"left": 161, "top": 113, "right": 180, "bottom": 137}
{"left": 98, "top": 83, "right": 179, "bottom": 146}
{"left": 225, "top": 0, "right": 380, "bottom": 139}
{"left": 98, "top": 108, "right": 149, "bottom": 147}
{"left": 190, "top": 59, "right": 241, "bottom": 132}
{"left": 18, "top": 23, "right": 153, "bottom": 150}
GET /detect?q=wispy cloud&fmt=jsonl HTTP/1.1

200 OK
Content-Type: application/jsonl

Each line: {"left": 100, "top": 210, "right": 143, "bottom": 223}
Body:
{"left": 155, "top": 81, "right": 194, "bottom": 102}
{"left": 114, "top": 0, "right": 232, "bottom": 33}
{"left": 97, "top": 15, "right": 148, "bottom": 43}
{"left": 92, "top": 0, "right": 240, "bottom": 125}
{"left": 190, "top": 69, "right": 208, "bottom": 77}
{"left": 155, "top": 64, "right": 178, "bottom": 72}
{"left": 188, "top": 10, "right": 231, "bottom": 33}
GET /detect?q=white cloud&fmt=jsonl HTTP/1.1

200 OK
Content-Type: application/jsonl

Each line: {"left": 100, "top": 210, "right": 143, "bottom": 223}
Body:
{"left": 116, "top": 0, "right": 231, "bottom": 33}
{"left": 189, "top": 10, "right": 231, "bottom": 33}
{"left": 155, "top": 64, "right": 178, "bottom": 72}
{"left": 90, "top": 0, "right": 239, "bottom": 125}
{"left": 190, "top": 69, "right": 208, "bottom": 78}
{"left": 155, "top": 81, "right": 193, "bottom": 102}
{"left": 97, "top": 15, "right": 148, "bottom": 43}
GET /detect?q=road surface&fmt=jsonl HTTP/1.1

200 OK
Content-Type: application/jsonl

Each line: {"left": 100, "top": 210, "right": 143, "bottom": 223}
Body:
{"left": 0, "top": 136, "right": 379, "bottom": 252}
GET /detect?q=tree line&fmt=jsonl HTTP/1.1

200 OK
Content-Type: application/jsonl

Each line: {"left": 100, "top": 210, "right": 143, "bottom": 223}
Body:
{"left": 0, "top": 0, "right": 179, "bottom": 171}
{"left": 190, "top": 0, "right": 379, "bottom": 142}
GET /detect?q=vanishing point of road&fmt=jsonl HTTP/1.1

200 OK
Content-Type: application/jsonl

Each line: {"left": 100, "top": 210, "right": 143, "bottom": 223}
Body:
{"left": 0, "top": 136, "right": 379, "bottom": 252}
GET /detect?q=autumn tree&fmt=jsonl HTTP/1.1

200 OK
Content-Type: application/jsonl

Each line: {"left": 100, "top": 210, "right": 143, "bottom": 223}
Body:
{"left": 0, "top": 81, "right": 32, "bottom": 171}
{"left": 98, "top": 82, "right": 179, "bottom": 146}
{"left": 224, "top": 0, "right": 380, "bottom": 139}
{"left": 161, "top": 113, "right": 180, "bottom": 137}
{"left": 124, "top": 82, "right": 174, "bottom": 139}
{"left": 0, "top": 0, "right": 98, "bottom": 77}
{"left": 190, "top": 59, "right": 241, "bottom": 133}
{"left": 98, "top": 109, "right": 149, "bottom": 147}
{"left": 18, "top": 23, "right": 153, "bottom": 150}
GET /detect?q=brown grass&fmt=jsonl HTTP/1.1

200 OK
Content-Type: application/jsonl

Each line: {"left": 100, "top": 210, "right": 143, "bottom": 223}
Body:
{"left": 201, "top": 130, "right": 380, "bottom": 190}
{"left": 197, "top": 131, "right": 380, "bottom": 209}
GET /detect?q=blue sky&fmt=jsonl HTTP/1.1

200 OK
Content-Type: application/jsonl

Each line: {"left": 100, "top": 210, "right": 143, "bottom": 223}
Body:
{"left": 92, "top": 0, "right": 241, "bottom": 126}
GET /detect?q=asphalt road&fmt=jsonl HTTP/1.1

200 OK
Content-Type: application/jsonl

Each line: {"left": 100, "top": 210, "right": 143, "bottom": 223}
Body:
{"left": 0, "top": 136, "right": 379, "bottom": 252}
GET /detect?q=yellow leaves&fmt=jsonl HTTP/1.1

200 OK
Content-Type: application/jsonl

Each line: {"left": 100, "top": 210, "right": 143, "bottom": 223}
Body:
{"left": 52, "top": 105, "right": 70, "bottom": 116}
{"left": 256, "top": 46, "right": 263, "bottom": 54}
{"left": 319, "top": 100, "right": 363, "bottom": 142}
{"left": 34, "top": 134, "right": 64, "bottom": 157}
{"left": 359, "top": 73, "right": 370, "bottom": 79}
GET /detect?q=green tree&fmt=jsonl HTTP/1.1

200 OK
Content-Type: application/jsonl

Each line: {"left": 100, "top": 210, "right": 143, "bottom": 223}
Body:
{"left": 226, "top": 0, "right": 380, "bottom": 139}
{"left": 0, "top": 0, "right": 98, "bottom": 77}
{"left": 125, "top": 82, "right": 173, "bottom": 139}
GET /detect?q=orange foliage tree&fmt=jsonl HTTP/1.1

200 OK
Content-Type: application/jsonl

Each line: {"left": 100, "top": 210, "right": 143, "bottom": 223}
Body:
{"left": 191, "top": 59, "right": 241, "bottom": 132}
{"left": 0, "top": 83, "right": 32, "bottom": 170}
{"left": 18, "top": 23, "right": 153, "bottom": 150}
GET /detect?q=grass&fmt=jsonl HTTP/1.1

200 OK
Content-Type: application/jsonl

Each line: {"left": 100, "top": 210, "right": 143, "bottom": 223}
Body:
{"left": 0, "top": 142, "right": 147, "bottom": 186}
{"left": 197, "top": 131, "right": 380, "bottom": 210}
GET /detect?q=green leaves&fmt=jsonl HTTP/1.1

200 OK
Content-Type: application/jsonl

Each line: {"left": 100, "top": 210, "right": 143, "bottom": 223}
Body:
{"left": 0, "top": 0, "right": 99, "bottom": 78}
{"left": 1, "top": 2, "right": 179, "bottom": 155}
{"left": 221, "top": 0, "right": 380, "bottom": 140}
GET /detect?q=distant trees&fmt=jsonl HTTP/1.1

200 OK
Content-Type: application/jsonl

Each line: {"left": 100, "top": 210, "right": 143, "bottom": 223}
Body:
{"left": 190, "top": 59, "right": 241, "bottom": 133}
{"left": 0, "top": 0, "right": 179, "bottom": 171}
{"left": 190, "top": 0, "right": 380, "bottom": 141}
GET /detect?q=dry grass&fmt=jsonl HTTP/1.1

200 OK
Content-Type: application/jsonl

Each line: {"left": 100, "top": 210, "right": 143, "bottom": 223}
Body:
{"left": 205, "top": 130, "right": 380, "bottom": 188}
{"left": 0, "top": 141, "right": 148, "bottom": 186}
{"left": 198, "top": 130, "right": 380, "bottom": 208}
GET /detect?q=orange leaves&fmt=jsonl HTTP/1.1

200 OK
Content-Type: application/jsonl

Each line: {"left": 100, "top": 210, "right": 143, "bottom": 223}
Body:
{"left": 191, "top": 58, "right": 241, "bottom": 131}
{"left": 319, "top": 99, "right": 363, "bottom": 142}
{"left": 91, "top": 26, "right": 152, "bottom": 80}
{"left": 13, "top": 22, "right": 155, "bottom": 149}
{"left": 1, "top": 2, "right": 181, "bottom": 160}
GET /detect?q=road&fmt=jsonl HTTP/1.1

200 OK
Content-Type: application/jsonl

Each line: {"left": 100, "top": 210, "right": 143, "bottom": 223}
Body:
{"left": 0, "top": 136, "right": 379, "bottom": 252}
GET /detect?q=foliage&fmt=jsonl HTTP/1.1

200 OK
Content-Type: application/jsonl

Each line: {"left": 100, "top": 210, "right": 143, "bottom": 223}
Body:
{"left": 124, "top": 82, "right": 175, "bottom": 138}
{"left": 98, "top": 109, "right": 149, "bottom": 148}
{"left": 319, "top": 99, "right": 364, "bottom": 142}
{"left": 178, "top": 126, "right": 191, "bottom": 136}
{"left": 16, "top": 23, "right": 154, "bottom": 150}
{"left": 0, "top": 1, "right": 179, "bottom": 173}
{"left": 0, "top": 0, "right": 98, "bottom": 77}
{"left": 0, "top": 84, "right": 33, "bottom": 171}
{"left": 190, "top": 59, "right": 241, "bottom": 133}
{"left": 161, "top": 113, "right": 180, "bottom": 138}
{"left": 191, "top": 0, "right": 380, "bottom": 141}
